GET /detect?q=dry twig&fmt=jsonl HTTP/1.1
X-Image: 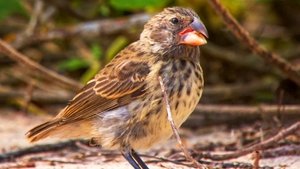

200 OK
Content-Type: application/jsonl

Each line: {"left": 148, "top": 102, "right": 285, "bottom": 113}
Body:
{"left": 23, "top": 81, "right": 35, "bottom": 113}
{"left": 203, "top": 79, "right": 276, "bottom": 101}
{"left": 145, "top": 156, "right": 272, "bottom": 169}
{"left": 184, "top": 104, "right": 300, "bottom": 127}
{"left": 158, "top": 76, "right": 206, "bottom": 169}
{"left": 0, "top": 84, "right": 72, "bottom": 104}
{"left": 15, "top": 13, "right": 150, "bottom": 49}
{"left": 24, "top": 0, "right": 43, "bottom": 36}
{"left": 13, "top": 0, "right": 44, "bottom": 48}
{"left": 46, "top": 0, "right": 88, "bottom": 20}
{"left": 0, "top": 39, "right": 82, "bottom": 91}
{"left": 209, "top": 0, "right": 300, "bottom": 86}
{"left": 252, "top": 151, "right": 261, "bottom": 169}
{"left": 261, "top": 144, "right": 300, "bottom": 158}
{"left": 195, "top": 104, "right": 300, "bottom": 116}
{"left": 202, "top": 44, "right": 268, "bottom": 74}
{"left": 198, "top": 121, "right": 300, "bottom": 160}
{"left": 0, "top": 140, "right": 87, "bottom": 162}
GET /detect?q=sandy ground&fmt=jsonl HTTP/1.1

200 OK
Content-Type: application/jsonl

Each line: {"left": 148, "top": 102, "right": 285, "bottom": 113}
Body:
{"left": 0, "top": 111, "right": 299, "bottom": 169}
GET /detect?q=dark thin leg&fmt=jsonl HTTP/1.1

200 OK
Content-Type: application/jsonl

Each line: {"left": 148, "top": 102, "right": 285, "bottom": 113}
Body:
{"left": 121, "top": 148, "right": 149, "bottom": 169}
{"left": 130, "top": 149, "right": 149, "bottom": 169}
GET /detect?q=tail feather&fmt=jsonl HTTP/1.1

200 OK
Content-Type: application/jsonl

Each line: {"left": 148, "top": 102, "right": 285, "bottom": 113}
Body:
{"left": 26, "top": 120, "right": 60, "bottom": 142}
{"left": 26, "top": 119, "right": 95, "bottom": 142}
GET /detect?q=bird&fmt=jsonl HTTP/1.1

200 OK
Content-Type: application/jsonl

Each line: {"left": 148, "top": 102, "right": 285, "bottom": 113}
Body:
{"left": 26, "top": 7, "right": 208, "bottom": 169}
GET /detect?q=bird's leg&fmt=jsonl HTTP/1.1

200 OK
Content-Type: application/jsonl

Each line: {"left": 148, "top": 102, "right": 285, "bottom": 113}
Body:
{"left": 121, "top": 148, "right": 141, "bottom": 169}
{"left": 121, "top": 148, "right": 149, "bottom": 169}
{"left": 130, "top": 149, "right": 149, "bottom": 169}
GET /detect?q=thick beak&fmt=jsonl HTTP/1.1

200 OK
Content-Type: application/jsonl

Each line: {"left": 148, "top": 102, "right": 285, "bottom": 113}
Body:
{"left": 179, "top": 17, "right": 208, "bottom": 46}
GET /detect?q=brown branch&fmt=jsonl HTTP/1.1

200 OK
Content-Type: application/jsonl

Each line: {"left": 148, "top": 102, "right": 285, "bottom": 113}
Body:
{"left": 0, "top": 39, "right": 82, "bottom": 91}
{"left": 198, "top": 121, "right": 300, "bottom": 161}
{"left": 203, "top": 79, "right": 276, "bottom": 101}
{"left": 45, "top": 0, "right": 89, "bottom": 20}
{"left": 195, "top": 104, "right": 300, "bottom": 116}
{"left": 14, "top": 13, "right": 150, "bottom": 49}
{"left": 0, "top": 140, "right": 87, "bottom": 162}
{"left": 252, "top": 151, "right": 261, "bottom": 169}
{"left": 202, "top": 44, "right": 269, "bottom": 74}
{"left": 13, "top": 0, "right": 44, "bottom": 48}
{"left": 261, "top": 144, "right": 300, "bottom": 158}
{"left": 25, "top": 0, "right": 43, "bottom": 36}
{"left": 158, "top": 76, "right": 206, "bottom": 169}
{"left": 209, "top": 0, "right": 300, "bottom": 86}
{"left": 177, "top": 104, "right": 300, "bottom": 128}
{"left": 145, "top": 156, "right": 272, "bottom": 169}
{"left": 0, "top": 85, "right": 72, "bottom": 104}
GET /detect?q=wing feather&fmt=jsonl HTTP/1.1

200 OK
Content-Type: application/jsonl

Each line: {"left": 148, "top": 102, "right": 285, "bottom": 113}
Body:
{"left": 27, "top": 44, "right": 152, "bottom": 142}
{"left": 55, "top": 59, "right": 150, "bottom": 122}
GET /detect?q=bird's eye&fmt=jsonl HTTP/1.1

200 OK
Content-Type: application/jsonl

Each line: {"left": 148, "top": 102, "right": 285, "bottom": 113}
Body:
{"left": 170, "top": 17, "right": 179, "bottom": 24}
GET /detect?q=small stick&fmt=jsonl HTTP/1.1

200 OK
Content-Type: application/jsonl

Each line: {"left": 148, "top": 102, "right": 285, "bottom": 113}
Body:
{"left": 14, "top": 13, "right": 150, "bottom": 49}
{"left": 13, "top": 0, "right": 44, "bottom": 48}
{"left": 0, "top": 140, "right": 87, "bottom": 162}
{"left": 23, "top": 81, "right": 35, "bottom": 113}
{"left": 199, "top": 121, "right": 300, "bottom": 161}
{"left": 0, "top": 39, "right": 82, "bottom": 91}
{"left": 158, "top": 76, "right": 206, "bottom": 169}
{"left": 195, "top": 104, "right": 300, "bottom": 116}
{"left": 252, "top": 151, "right": 260, "bottom": 169}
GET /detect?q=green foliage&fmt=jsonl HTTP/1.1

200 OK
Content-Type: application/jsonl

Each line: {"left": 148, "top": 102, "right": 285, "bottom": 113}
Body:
{"left": 98, "top": 5, "right": 111, "bottom": 16}
{"left": 80, "top": 44, "right": 103, "bottom": 83}
{"left": 58, "top": 44, "right": 103, "bottom": 76}
{"left": 91, "top": 43, "right": 103, "bottom": 60}
{"left": 255, "top": 91, "right": 274, "bottom": 102}
{"left": 80, "top": 64, "right": 100, "bottom": 83}
{"left": 0, "top": 0, "right": 25, "bottom": 20}
{"left": 255, "top": 0, "right": 274, "bottom": 3}
{"left": 222, "top": 0, "right": 246, "bottom": 13}
{"left": 58, "top": 58, "right": 89, "bottom": 71}
{"left": 109, "top": 0, "right": 169, "bottom": 10}
{"left": 106, "top": 36, "right": 128, "bottom": 61}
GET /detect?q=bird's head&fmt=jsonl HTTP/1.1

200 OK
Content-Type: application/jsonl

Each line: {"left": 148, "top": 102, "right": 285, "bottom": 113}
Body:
{"left": 140, "top": 7, "right": 208, "bottom": 53}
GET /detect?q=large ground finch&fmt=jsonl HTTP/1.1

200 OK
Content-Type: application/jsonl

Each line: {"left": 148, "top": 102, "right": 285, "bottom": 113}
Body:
{"left": 26, "top": 7, "right": 208, "bottom": 169}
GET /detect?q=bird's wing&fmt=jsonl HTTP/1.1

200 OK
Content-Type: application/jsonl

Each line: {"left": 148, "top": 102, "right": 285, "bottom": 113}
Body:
{"left": 55, "top": 55, "right": 150, "bottom": 122}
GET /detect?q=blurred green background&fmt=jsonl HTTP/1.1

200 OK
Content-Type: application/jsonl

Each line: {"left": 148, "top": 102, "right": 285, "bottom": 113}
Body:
{"left": 0, "top": 0, "right": 300, "bottom": 114}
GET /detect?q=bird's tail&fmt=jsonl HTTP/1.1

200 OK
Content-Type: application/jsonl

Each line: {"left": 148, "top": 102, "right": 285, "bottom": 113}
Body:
{"left": 26, "top": 120, "right": 59, "bottom": 142}
{"left": 26, "top": 119, "right": 95, "bottom": 143}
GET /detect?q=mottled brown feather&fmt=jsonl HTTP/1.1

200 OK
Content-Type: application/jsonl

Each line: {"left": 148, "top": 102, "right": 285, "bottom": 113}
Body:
{"left": 26, "top": 44, "right": 151, "bottom": 142}
{"left": 94, "top": 61, "right": 149, "bottom": 99}
{"left": 59, "top": 49, "right": 151, "bottom": 120}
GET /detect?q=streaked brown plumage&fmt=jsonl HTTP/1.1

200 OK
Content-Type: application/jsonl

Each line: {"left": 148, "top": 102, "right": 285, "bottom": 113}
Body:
{"left": 26, "top": 7, "right": 208, "bottom": 169}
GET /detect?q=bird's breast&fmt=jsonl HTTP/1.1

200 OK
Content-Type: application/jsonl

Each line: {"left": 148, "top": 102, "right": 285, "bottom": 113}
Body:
{"left": 127, "top": 59, "right": 204, "bottom": 150}
{"left": 92, "top": 59, "right": 204, "bottom": 151}
{"left": 159, "top": 59, "right": 204, "bottom": 126}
